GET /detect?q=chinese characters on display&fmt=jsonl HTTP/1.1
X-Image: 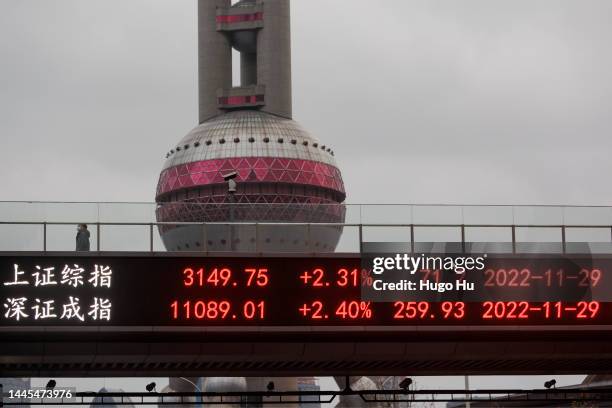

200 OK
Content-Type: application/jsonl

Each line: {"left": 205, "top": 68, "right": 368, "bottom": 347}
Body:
{"left": 3, "top": 264, "right": 112, "bottom": 322}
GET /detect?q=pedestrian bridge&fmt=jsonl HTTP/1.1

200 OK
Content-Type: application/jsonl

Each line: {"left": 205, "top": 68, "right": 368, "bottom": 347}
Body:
{"left": 1, "top": 202, "right": 611, "bottom": 377}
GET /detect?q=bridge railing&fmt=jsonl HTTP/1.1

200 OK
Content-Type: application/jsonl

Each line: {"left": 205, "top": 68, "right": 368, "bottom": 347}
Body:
{"left": 0, "top": 202, "right": 610, "bottom": 253}
{"left": 0, "top": 220, "right": 611, "bottom": 254}
{"left": 0, "top": 202, "right": 611, "bottom": 224}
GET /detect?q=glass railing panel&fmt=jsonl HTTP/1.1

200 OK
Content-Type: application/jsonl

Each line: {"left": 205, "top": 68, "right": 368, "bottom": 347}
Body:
{"left": 99, "top": 224, "right": 151, "bottom": 252}
{"left": 413, "top": 226, "right": 462, "bottom": 253}
{"left": 465, "top": 226, "right": 514, "bottom": 254}
{"left": 362, "top": 226, "right": 411, "bottom": 245}
{"left": 98, "top": 202, "right": 157, "bottom": 223}
{"left": 360, "top": 205, "right": 412, "bottom": 225}
{"left": 563, "top": 206, "right": 612, "bottom": 226}
{"left": 462, "top": 205, "right": 514, "bottom": 226}
{"left": 513, "top": 206, "right": 564, "bottom": 226}
{"left": 412, "top": 205, "right": 463, "bottom": 225}
{"left": 565, "top": 226, "right": 612, "bottom": 254}
{"left": 0, "top": 223, "right": 44, "bottom": 251}
{"left": 515, "top": 226, "right": 563, "bottom": 253}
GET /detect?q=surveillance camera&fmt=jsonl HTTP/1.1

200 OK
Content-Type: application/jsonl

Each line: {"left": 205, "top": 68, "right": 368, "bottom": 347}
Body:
{"left": 228, "top": 179, "right": 237, "bottom": 193}
{"left": 223, "top": 171, "right": 238, "bottom": 181}
{"left": 399, "top": 377, "right": 412, "bottom": 390}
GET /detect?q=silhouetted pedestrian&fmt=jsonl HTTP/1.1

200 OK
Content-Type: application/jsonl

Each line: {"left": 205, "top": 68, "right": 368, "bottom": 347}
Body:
{"left": 76, "top": 224, "right": 90, "bottom": 251}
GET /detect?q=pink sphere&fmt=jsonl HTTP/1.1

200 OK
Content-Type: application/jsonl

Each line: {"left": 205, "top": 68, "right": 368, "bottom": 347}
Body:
{"left": 156, "top": 110, "right": 346, "bottom": 252}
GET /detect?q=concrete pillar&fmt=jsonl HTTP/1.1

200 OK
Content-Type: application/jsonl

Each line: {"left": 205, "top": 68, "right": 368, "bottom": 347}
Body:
{"left": 198, "top": 0, "right": 232, "bottom": 123}
{"left": 257, "top": 0, "right": 292, "bottom": 118}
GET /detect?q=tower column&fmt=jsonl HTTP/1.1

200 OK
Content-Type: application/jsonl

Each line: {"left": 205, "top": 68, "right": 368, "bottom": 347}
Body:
{"left": 257, "top": 0, "right": 292, "bottom": 118}
{"left": 198, "top": 0, "right": 232, "bottom": 123}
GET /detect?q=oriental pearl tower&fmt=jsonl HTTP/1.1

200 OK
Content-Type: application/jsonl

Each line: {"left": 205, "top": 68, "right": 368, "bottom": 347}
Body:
{"left": 156, "top": 0, "right": 346, "bottom": 254}
{"left": 155, "top": 0, "right": 346, "bottom": 402}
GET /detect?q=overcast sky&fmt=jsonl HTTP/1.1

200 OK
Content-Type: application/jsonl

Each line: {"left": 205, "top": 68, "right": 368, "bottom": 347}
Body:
{"left": 1, "top": 0, "right": 609, "bottom": 401}
{"left": 1, "top": 0, "right": 611, "bottom": 205}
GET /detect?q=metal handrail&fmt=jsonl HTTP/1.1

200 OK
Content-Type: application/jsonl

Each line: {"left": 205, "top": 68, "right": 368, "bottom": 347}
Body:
{"left": 0, "top": 221, "right": 611, "bottom": 254}
{"left": 1, "top": 221, "right": 611, "bottom": 228}
{"left": 1, "top": 200, "right": 611, "bottom": 208}
{"left": 4, "top": 387, "right": 612, "bottom": 406}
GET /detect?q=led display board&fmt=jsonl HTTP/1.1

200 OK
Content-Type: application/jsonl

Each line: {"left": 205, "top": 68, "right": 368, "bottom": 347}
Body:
{"left": 1, "top": 254, "right": 611, "bottom": 327}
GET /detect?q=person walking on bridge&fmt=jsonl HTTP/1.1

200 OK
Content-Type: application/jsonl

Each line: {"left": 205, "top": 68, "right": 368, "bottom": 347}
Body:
{"left": 76, "top": 224, "right": 90, "bottom": 252}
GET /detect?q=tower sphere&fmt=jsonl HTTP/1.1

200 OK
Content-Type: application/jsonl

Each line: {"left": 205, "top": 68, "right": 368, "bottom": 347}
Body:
{"left": 156, "top": 111, "right": 346, "bottom": 252}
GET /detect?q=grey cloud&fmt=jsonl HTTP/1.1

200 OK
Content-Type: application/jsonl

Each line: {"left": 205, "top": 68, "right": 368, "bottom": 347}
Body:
{"left": 1, "top": 0, "right": 611, "bottom": 204}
